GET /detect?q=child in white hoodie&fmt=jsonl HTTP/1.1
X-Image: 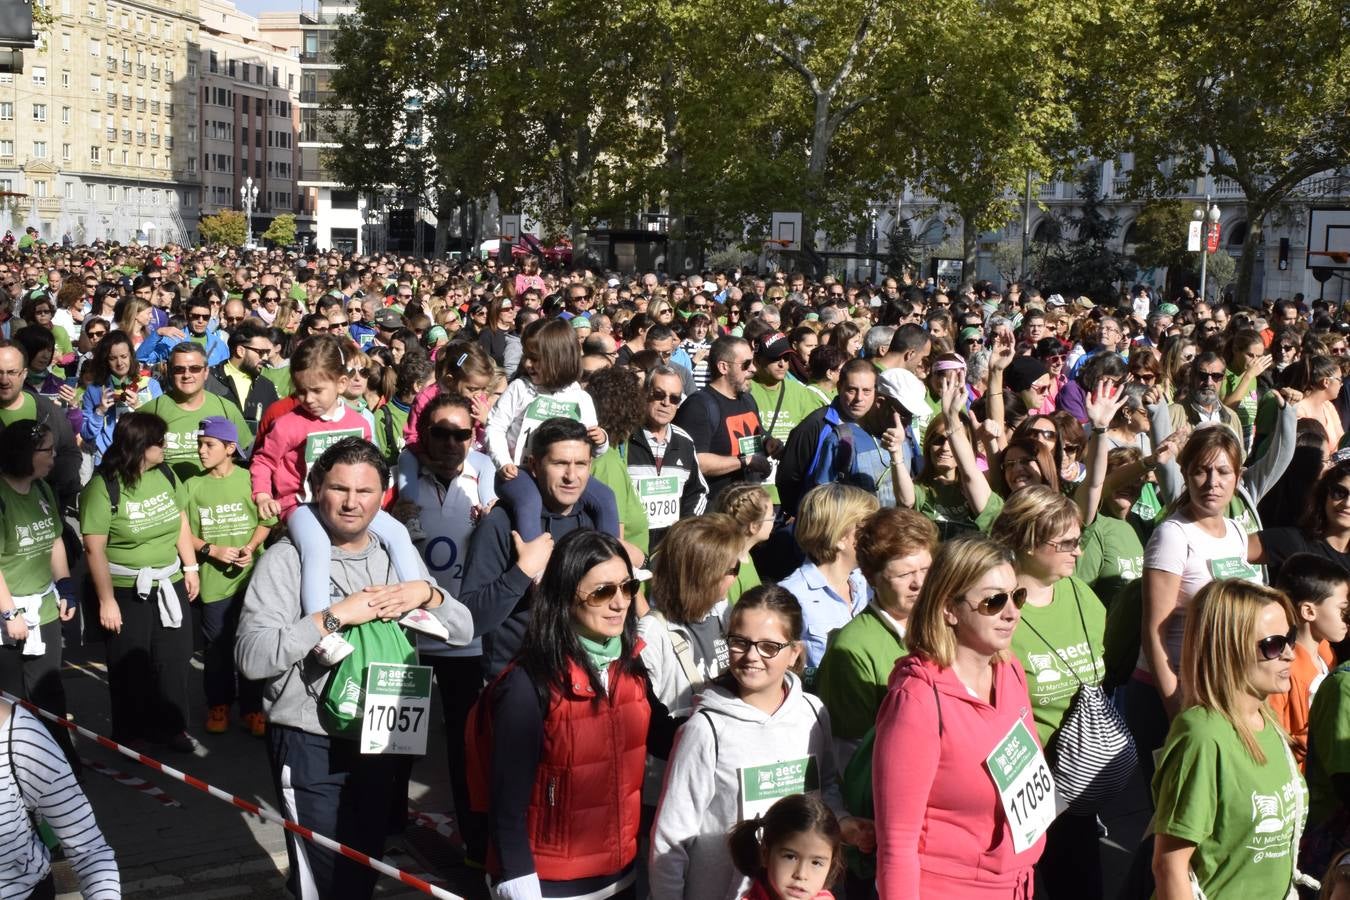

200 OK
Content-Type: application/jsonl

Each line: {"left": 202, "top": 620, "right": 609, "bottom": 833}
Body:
{"left": 649, "top": 586, "right": 875, "bottom": 900}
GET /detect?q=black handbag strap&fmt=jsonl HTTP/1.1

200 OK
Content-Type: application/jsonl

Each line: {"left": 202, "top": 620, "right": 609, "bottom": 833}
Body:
{"left": 1019, "top": 578, "right": 1100, "bottom": 688}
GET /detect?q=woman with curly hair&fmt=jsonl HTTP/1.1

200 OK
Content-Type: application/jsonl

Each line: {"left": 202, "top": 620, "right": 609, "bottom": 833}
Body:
{"left": 586, "top": 365, "right": 652, "bottom": 557}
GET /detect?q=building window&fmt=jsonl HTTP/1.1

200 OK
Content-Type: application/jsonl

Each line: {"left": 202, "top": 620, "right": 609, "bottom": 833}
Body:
{"left": 90, "top": 74, "right": 100, "bottom": 92}
{"left": 63, "top": 182, "right": 73, "bottom": 199}
{"left": 89, "top": 145, "right": 100, "bottom": 162}
{"left": 32, "top": 104, "right": 47, "bottom": 122}
{"left": 90, "top": 39, "right": 100, "bottom": 56}
{"left": 0, "top": 102, "right": 11, "bottom": 120}
{"left": 85, "top": 184, "right": 94, "bottom": 200}
{"left": 0, "top": 141, "right": 12, "bottom": 157}
{"left": 209, "top": 51, "right": 217, "bottom": 73}
{"left": 33, "top": 141, "right": 47, "bottom": 158}
{"left": 32, "top": 67, "right": 47, "bottom": 86}
{"left": 61, "top": 33, "right": 71, "bottom": 52}
{"left": 61, "top": 106, "right": 70, "bottom": 124}
{"left": 62, "top": 143, "right": 71, "bottom": 161}
{"left": 227, "top": 59, "right": 235, "bottom": 78}
{"left": 34, "top": 182, "right": 47, "bottom": 198}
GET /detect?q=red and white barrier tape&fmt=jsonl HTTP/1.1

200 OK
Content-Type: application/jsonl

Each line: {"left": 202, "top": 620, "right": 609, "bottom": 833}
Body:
{"left": 80, "top": 756, "right": 182, "bottom": 808}
{"left": 2, "top": 693, "right": 465, "bottom": 900}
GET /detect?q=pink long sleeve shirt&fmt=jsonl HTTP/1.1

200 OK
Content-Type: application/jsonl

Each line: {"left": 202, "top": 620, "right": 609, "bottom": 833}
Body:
{"left": 249, "top": 404, "right": 372, "bottom": 520}
{"left": 873, "top": 654, "right": 1044, "bottom": 900}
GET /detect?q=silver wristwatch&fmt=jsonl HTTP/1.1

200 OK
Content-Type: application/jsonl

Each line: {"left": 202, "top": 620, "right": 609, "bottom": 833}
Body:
{"left": 321, "top": 607, "right": 342, "bottom": 633}
{"left": 0, "top": 609, "right": 17, "bottom": 622}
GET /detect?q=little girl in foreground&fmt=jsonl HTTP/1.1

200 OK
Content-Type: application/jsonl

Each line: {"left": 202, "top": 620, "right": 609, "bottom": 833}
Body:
{"left": 729, "top": 794, "right": 842, "bottom": 900}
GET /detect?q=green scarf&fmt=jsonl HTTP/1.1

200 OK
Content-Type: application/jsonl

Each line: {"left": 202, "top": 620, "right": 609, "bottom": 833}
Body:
{"left": 577, "top": 633, "right": 621, "bottom": 673}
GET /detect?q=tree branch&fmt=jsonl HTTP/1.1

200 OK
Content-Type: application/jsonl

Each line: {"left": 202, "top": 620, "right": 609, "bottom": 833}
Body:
{"left": 827, "top": 93, "right": 876, "bottom": 133}
{"left": 826, "top": 0, "right": 880, "bottom": 98}
{"left": 753, "top": 32, "right": 822, "bottom": 95}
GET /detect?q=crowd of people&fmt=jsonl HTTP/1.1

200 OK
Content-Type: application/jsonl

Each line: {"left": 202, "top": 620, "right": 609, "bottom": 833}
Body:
{"left": 2, "top": 236, "right": 1350, "bottom": 900}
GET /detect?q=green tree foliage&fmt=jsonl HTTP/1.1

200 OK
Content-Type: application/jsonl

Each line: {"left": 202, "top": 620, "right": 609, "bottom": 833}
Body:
{"left": 1040, "top": 168, "right": 1135, "bottom": 302}
{"left": 1130, "top": 201, "right": 1195, "bottom": 272}
{"left": 197, "top": 211, "right": 247, "bottom": 248}
{"left": 262, "top": 214, "right": 297, "bottom": 248}
{"left": 1075, "top": 0, "right": 1350, "bottom": 303}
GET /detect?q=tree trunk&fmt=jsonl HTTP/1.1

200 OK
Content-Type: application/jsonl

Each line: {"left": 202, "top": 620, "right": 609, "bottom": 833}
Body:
{"left": 1236, "top": 204, "right": 1266, "bottom": 308}
{"left": 961, "top": 211, "right": 979, "bottom": 284}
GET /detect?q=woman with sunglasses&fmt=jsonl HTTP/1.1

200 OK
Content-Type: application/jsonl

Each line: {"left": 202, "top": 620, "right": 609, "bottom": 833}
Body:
{"left": 873, "top": 535, "right": 1044, "bottom": 899}
{"left": 1152, "top": 579, "right": 1312, "bottom": 900}
{"left": 991, "top": 486, "right": 1112, "bottom": 899}
{"left": 1132, "top": 427, "right": 1263, "bottom": 777}
{"left": 650, "top": 585, "right": 869, "bottom": 900}
{"left": 477, "top": 295, "right": 522, "bottom": 378}
{"left": 1249, "top": 457, "right": 1350, "bottom": 583}
{"left": 469, "top": 529, "right": 649, "bottom": 900}
{"left": 80, "top": 330, "right": 162, "bottom": 465}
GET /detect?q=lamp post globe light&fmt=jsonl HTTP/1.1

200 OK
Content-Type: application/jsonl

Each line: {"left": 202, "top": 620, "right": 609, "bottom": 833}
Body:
{"left": 240, "top": 177, "right": 260, "bottom": 248}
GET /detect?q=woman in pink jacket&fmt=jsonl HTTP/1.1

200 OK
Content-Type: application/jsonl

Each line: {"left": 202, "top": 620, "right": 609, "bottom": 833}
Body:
{"left": 873, "top": 535, "right": 1046, "bottom": 899}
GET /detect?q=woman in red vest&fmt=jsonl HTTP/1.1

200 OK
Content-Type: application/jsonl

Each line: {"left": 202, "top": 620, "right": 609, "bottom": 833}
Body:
{"left": 470, "top": 529, "right": 650, "bottom": 900}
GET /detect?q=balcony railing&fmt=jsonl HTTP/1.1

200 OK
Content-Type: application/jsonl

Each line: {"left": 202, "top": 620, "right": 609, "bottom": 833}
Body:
{"left": 121, "top": 61, "right": 131, "bottom": 74}
{"left": 136, "top": 132, "right": 145, "bottom": 145}
{"left": 136, "top": 65, "right": 146, "bottom": 79}
{"left": 105, "top": 127, "right": 115, "bottom": 140}
{"left": 150, "top": 101, "right": 160, "bottom": 115}
{"left": 150, "top": 67, "right": 160, "bottom": 81}
{"left": 105, "top": 57, "right": 116, "bottom": 73}
{"left": 166, "top": 103, "right": 174, "bottom": 117}
{"left": 121, "top": 97, "right": 130, "bottom": 109}
{"left": 136, "top": 99, "right": 146, "bottom": 112}
{"left": 150, "top": 135, "right": 159, "bottom": 146}
{"left": 105, "top": 92, "right": 116, "bottom": 108}
{"left": 121, "top": 129, "right": 131, "bottom": 142}
{"left": 164, "top": 136, "right": 173, "bottom": 149}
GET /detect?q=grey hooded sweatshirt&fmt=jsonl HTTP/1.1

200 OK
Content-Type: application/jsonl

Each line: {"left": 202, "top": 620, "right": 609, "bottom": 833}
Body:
{"left": 648, "top": 672, "right": 846, "bottom": 900}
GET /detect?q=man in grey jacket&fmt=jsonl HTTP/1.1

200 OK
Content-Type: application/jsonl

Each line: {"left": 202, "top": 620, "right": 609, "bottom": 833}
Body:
{"left": 236, "top": 438, "right": 471, "bottom": 900}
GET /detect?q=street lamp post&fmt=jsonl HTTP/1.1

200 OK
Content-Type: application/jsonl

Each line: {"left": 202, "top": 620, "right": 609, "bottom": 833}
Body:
{"left": 240, "top": 176, "right": 259, "bottom": 248}
{"left": 1194, "top": 196, "right": 1221, "bottom": 301}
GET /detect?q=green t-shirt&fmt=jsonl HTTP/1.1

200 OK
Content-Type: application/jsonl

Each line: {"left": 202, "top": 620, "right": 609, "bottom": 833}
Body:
{"left": 79, "top": 468, "right": 186, "bottom": 588}
{"left": 0, "top": 479, "right": 60, "bottom": 624}
{"left": 727, "top": 553, "right": 761, "bottom": 605}
{"left": 595, "top": 445, "right": 649, "bottom": 557}
{"left": 0, "top": 393, "right": 37, "bottom": 427}
{"left": 144, "top": 393, "right": 251, "bottom": 482}
{"left": 748, "top": 379, "right": 826, "bottom": 505}
{"left": 1153, "top": 707, "right": 1304, "bottom": 899}
{"left": 262, "top": 364, "right": 293, "bottom": 399}
{"left": 912, "top": 479, "right": 1003, "bottom": 541}
{"left": 372, "top": 403, "right": 408, "bottom": 464}
{"left": 185, "top": 468, "right": 275, "bottom": 602}
{"left": 1075, "top": 515, "right": 1144, "bottom": 607}
{"left": 1307, "top": 664, "right": 1350, "bottom": 826}
{"left": 1223, "top": 369, "right": 1260, "bottom": 452}
{"left": 1009, "top": 576, "right": 1107, "bottom": 745}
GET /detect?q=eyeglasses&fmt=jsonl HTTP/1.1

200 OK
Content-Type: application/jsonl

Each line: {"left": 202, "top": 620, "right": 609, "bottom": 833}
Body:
{"left": 86, "top": 328, "right": 108, "bottom": 339}
{"left": 1195, "top": 370, "right": 1225, "bottom": 383}
{"left": 427, "top": 423, "right": 474, "bottom": 442}
{"left": 727, "top": 634, "right": 795, "bottom": 659}
{"left": 929, "top": 434, "right": 949, "bottom": 448}
{"left": 1043, "top": 354, "right": 1065, "bottom": 365}
{"left": 738, "top": 359, "right": 754, "bottom": 371}
{"left": 242, "top": 344, "right": 272, "bottom": 355}
{"left": 1328, "top": 484, "right": 1350, "bottom": 504}
{"left": 1134, "top": 373, "right": 1157, "bottom": 384}
{"left": 328, "top": 318, "right": 349, "bottom": 327}
{"left": 1026, "top": 427, "right": 1057, "bottom": 442}
{"left": 1278, "top": 343, "right": 1298, "bottom": 352}
{"left": 1257, "top": 626, "right": 1299, "bottom": 661}
{"left": 188, "top": 312, "right": 211, "bottom": 320}
{"left": 964, "top": 337, "right": 984, "bottom": 346}
{"left": 649, "top": 389, "right": 680, "bottom": 405}
{"left": 33, "top": 443, "right": 55, "bottom": 454}
{"left": 575, "top": 578, "right": 640, "bottom": 607}
{"left": 1043, "top": 535, "right": 1083, "bottom": 553}
{"left": 1002, "top": 455, "right": 1037, "bottom": 471}
{"left": 170, "top": 364, "right": 206, "bottom": 375}
{"left": 965, "top": 588, "right": 1028, "bottom": 616}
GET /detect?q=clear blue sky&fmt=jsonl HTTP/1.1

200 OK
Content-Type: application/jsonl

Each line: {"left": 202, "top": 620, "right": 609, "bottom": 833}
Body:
{"left": 234, "top": 0, "right": 296, "bottom": 15}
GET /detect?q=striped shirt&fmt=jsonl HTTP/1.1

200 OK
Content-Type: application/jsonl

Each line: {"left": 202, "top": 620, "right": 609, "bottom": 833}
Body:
{"left": 0, "top": 706, "right": 120, "bottom": 898}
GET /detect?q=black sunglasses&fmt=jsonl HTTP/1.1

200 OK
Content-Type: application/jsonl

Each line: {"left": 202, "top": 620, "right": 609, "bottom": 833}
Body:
{"left": 967, "top": 588, "right": 1028, "bottom": 616}
{"left": 427, "top": 423, "right": 474, "bottom": 442}
{"left": 1257, "top": 627, "right": 1299, "bottom": 662}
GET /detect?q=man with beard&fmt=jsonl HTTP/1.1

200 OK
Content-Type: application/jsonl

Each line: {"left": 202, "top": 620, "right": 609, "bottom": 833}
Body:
{"left": 209, "top": 320, "right": 279, "bottom": 434}
{"left": 1165, "top": 351, "right": 1243, "bottom": 442}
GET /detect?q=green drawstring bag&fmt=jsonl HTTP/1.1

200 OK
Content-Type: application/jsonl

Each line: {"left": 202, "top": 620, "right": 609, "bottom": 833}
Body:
{"left": 320, "top": 620, "right": 416, "bottom": 737}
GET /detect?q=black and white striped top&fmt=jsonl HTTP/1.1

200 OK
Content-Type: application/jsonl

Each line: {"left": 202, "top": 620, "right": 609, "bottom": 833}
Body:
{"left": 0, "top": 705, "right": 120, "bottom": 898}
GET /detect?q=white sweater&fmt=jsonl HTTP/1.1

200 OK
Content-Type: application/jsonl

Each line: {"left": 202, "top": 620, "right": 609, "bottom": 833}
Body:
{"left": 485, "top": 379, "right": 600, "bottom": 468}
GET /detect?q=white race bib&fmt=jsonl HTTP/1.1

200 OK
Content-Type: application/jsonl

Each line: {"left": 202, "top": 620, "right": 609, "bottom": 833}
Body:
{"left": 359, "top": 663, "right": 433, "bottom": 755}
{"left": 985, "top": 719, "right": 1056, "bottom": 853}
{"left": 635, "top": 474, "right": 681, "bottom": 529}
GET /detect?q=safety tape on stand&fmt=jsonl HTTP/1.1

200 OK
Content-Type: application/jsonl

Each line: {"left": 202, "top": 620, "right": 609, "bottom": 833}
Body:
{"left": 1, "top": 692, "right": 465, "bottom": 900}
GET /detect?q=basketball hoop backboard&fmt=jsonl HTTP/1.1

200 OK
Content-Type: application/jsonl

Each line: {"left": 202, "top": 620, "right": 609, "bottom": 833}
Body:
{"left": 769, "top": 212, "right": 803, "bottom": 252}
{"left": 1307, "top": 208, "right": 1350, "bottom": 270}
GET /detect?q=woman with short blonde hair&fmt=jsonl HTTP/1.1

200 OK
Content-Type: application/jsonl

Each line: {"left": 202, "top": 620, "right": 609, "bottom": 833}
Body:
{"left": 1153, "top": 580, "right": 1306, "bottom": 899}
{"left": 780, "top": 484, "right": 880, "bottom": 672}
